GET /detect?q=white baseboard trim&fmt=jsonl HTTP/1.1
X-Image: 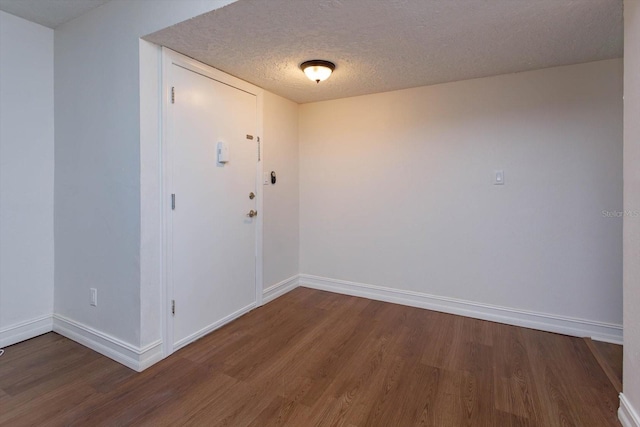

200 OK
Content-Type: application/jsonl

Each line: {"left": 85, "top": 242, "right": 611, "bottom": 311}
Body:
{"left": 0, "top": 315, "right": 53, "bottom": 348}
{"left": 53, "top": 314, "right": 162, "bottom": 372}
{"left": 173, "top": 302, "right": 256, "bottom": 352}
{"left": 620, "top": 394, "right": 640, "bottom": 427}
{"left": 263, "top": 275, "right": 299, "bottom": 304}
{"left": 299, "top": 274, "right": 623, "bottom": 344}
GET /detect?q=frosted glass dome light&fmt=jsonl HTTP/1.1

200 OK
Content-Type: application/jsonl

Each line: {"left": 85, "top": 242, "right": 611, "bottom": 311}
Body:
{"left": 300, "top": 60, "right": 335, "bottom": 83}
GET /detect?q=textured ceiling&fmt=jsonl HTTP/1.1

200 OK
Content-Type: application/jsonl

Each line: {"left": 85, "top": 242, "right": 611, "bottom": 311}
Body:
{"left": 146, "top": 0, "right": 622, "bottom": 104}
{"left": 0, "top": 0, "right": 110, "bottom": 28}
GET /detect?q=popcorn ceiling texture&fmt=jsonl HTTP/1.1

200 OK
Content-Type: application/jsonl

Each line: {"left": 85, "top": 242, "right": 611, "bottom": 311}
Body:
{"left": 145, "top": 0, "right": 622, "bottom": 104}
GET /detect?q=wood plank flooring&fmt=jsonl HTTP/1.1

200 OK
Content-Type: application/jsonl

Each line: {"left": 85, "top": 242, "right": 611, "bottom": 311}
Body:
{"left": 584, "top": 338, "right": 623, "bottom": 394}
{"left": 592, "top": 340, "right": 623, "bottom": 384}
{"left": 0, "top": 288, "right": 621, "bottom": 426}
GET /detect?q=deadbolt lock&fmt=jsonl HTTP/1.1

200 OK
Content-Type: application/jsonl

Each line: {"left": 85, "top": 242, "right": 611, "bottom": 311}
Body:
{"left": 246, "top": 210, "right": 258, "bottom": 218}
{"left": 249, "top": 192, "right": 255, "bottom": 200}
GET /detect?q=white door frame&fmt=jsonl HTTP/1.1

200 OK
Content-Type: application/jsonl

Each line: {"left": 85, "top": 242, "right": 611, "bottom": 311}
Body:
{"left": 160, "top": 47, "right": 264, "bottom": 358}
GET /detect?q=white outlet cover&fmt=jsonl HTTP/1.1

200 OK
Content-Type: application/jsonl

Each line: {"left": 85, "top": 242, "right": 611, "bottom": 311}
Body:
{"left": 90, "top": 288, "right": 97, "bottom": 306}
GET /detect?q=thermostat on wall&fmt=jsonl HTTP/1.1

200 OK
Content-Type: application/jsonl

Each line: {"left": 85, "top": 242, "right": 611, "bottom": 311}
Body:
{"left": 217, "top": 141, "right": 229, "bottom": 163}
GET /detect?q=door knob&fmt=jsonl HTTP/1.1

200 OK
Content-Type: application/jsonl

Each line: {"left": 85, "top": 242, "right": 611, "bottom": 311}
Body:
{"left": 246, "top": 210, "right": 258, "bottom": 218}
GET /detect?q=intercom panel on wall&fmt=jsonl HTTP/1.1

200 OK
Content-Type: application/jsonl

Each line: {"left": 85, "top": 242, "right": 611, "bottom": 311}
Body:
{"left": 217, "top": 141, "right": 229, "bottom": 163}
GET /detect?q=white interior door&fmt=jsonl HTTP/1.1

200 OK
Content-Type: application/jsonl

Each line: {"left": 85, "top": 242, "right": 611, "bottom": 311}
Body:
{"left": 169, "top": 62, "right": 258, "bottom": 349}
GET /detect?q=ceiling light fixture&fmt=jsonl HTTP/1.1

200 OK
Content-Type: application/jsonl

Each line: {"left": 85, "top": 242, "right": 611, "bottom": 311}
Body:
{"left": 300, "top": 60, "right": 335, "bottom": 83}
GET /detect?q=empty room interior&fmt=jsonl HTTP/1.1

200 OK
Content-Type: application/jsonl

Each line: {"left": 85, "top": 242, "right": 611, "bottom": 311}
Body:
{"left": 0, "top": 0, "right": 639, "bottom": 425}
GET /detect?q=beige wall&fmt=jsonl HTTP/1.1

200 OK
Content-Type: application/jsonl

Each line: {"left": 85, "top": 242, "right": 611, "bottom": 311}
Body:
{"left": 622, "top": 0, "right": 640, "bottom": 424}
{"left": 263, "top": 92, "right": 300, "bottom": 288}
{"left": 300, "top": 59, "right": 623, "bottom": 341}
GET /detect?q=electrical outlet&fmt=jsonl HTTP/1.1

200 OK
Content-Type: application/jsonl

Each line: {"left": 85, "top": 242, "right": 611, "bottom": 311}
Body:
{"left": 90, "top": 288, "right": 98, "bottom": 306}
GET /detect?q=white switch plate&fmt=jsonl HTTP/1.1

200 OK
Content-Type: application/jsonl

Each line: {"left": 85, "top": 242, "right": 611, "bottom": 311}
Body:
{"left": 263, "top": 172, "right": 270, "bottom": 185}
{"left": 494, "top": 170, "right": 504, "bottom": 185}
{"left": 90, "top": 288, "right": 97, "bottom": 306}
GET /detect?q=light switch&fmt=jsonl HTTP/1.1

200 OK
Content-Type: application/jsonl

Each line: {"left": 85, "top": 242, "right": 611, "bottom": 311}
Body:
{"left": 494, "top": 170, "right": 504, "bottom": 185}
{"left": 263, "top": 172, "right": 270, "bottom": 185}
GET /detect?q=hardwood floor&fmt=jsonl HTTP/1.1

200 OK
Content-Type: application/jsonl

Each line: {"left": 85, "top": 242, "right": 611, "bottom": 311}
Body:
{"left": 0, "top": 288, "right": 621, "bottom": 426}
{"left": 592, "top": 340, "right": 623, "bottom": 384}
{"left": 584, "top": 338, "right": 623, "bottom": 394}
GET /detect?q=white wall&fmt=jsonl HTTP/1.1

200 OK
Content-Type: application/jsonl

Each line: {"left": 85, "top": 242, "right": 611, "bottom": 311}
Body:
{"left": 139, "top": 39, "right": 163, "bottom": 350}
{"left": 54, "top": 0, "right": 237, "bottom": 352}
{"left": 0, "top": 11, "right": 54, "bottom": 347}
{"left": 300, "top": 59, "right": 623, "bottom": 341}
{"left": 263, "top": 92, "right": 300, "bottom": 290}
{"left": 621, "top": 0, "right": 640, "bottom": 424}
